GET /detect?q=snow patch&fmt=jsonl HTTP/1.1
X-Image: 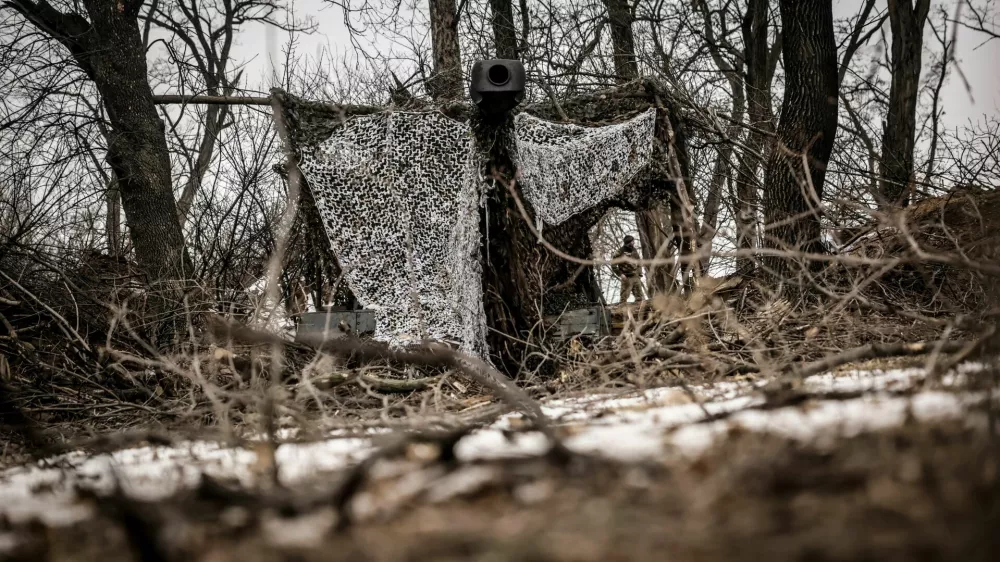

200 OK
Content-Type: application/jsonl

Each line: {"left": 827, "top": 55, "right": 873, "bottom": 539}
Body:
{"left": 0, "top": 362, "right": 990, "bottom": 533}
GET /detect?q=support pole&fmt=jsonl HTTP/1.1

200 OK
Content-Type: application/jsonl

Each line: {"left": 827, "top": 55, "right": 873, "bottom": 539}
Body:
{"left": 152, "top": 94, "right": 272, "bottom": 105}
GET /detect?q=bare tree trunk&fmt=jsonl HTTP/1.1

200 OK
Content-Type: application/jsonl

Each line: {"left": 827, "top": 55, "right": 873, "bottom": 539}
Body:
{"left": 880, "top": 0, "right": 931, "bottom": 208}
{"left": 490, "top": 0, "right": 518, "bottom": 59}
{"left": 635, "top": 206, "right": 678, "bottom": 294}
{"left": 9, "top": 0, "right": 191, "bottom": 284}
{"left": 734, "top": 0, "right": 779, "bottom": 274}
{"left": 428, "top": 0, "right": 463, "bottom": 100}
{"left": 602, "top": 0, "right": 639, "bottom": 80}
{"left": 842, "top": 95, "right": 880, "bottom": 199}
{"left": 701, "top": 91, "right": 744, "bottom": 275}
{"left": 761, "top": 0, "right": 839, "bottom": 277}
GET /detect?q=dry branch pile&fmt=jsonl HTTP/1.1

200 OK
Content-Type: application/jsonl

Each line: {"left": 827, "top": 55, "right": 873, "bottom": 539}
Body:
{"left": 844, "top": 188, "right": 1000, "bottom": 312}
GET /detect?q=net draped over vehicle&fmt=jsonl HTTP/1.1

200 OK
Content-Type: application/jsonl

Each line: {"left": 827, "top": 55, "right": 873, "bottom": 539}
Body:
{"left": 287, "top": 101, "right": 657, "bottom": 355}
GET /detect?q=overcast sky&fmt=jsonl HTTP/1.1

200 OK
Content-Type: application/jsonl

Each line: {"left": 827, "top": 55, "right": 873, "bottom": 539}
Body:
{"left": 228, "top": 0, "right": 1000, "bottom": 131}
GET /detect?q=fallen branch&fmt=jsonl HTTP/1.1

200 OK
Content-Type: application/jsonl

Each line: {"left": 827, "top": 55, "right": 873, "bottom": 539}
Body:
{"left": 311, "top": 372, "right": 439, "bottom": 393}
{"left": 41, "top": 429, "right": 178, "bottom": 457}
{"left": 928, "top": 322, "right": 999, "bottom": 381}
{"left": 208, "top": 317, "right": 567, "bottom": 458}
{"left": 788, "top": 340, "right": 972, "bottom": 379}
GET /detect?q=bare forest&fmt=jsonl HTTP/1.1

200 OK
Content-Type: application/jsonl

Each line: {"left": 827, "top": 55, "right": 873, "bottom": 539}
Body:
{"left": 0, "top": 0, "right": 999, "bottom": 560}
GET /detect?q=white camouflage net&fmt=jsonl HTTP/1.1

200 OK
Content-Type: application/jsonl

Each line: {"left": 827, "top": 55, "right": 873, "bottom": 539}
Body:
{"left": 513, "top": 109, "right": 657, "bottom": 226}
{"left": 291, "top": 106, "right": 657, "bottom": 355}
{"left": 296, "top": 111, "right": 486, "bottom": 355}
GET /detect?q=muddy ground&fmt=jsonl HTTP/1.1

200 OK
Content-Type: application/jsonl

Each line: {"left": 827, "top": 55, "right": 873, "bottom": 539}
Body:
{"left": 4, "top": 423, "right": 998, "bottom": 562}
{"left": 2, "top": 362, "right": 999, "bottom": 562}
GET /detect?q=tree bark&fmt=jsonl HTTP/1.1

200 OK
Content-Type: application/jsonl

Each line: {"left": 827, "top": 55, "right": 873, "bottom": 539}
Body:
{"left": 601, "top": 0, "right": 639, "bottom": 81}
{"left": 880, "top": 0, "right": 931, "bottom": 208}
{"left": 8, "top": 0, "right": 191, "bottom": 284}
{"left": 761, "top": 0, "right": 839, "bottom": 276}
{"left": 427, "top": 0, "right": 464, "bottom": 100}
{"left": 734, "top": 0, "right": 779, "bottom": 273}
{"left": 489, "top": 0, "right": 518, "bottom": 59}
{"left": 635, "top": 207, "right": 675, "bottom": 294}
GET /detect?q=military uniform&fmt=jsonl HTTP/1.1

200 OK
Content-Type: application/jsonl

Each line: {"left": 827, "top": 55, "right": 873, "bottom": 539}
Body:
{"left": 612, "top": 245, "right": 644, "bottom": 303}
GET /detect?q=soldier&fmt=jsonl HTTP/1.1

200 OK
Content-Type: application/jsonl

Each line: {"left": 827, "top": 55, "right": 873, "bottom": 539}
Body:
{"left": 612, "top": 235, "right": 645, "bottom": 303}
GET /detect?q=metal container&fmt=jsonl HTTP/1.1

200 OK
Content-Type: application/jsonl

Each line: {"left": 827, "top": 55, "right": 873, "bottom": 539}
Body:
{"left": 294, "top": 310, "right": 376, "bottom": 342}
{"left": 545, "top": 306, "right": 611, "bottom": 340}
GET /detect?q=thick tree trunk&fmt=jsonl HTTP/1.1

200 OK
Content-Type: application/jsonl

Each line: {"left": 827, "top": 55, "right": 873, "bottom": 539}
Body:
{"left": 489, "top": 0, "right": 518, "bottom": 59}
{"left": 427, "top": 0, "right": 464, "bottom": 100}
{"left": 602, "top": 0, "right": 639, "bottom": 81}
{"left": 761, "top": 0, "right": 839, "bottom": 276}
{"left": 880, "top": 0, "right": 931, "bottom": 208}
{"left": 10, "top": 0, "right": 191, "bottom": 284}
{"left": 82, "top": 1, "right": 191, "bottom": 283}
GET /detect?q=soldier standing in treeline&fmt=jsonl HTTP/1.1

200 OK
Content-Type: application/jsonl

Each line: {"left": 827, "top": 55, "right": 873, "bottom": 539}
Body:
{"left": 612, "top": 235, "right": 645, "bottom": 303}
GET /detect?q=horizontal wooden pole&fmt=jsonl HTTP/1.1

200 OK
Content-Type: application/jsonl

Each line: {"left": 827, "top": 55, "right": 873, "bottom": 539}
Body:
{"left": 152, "top": 94, "right": 272, "bottom": 105}
{"left": 152, "top": 93, "right": 386, "bottom": 117}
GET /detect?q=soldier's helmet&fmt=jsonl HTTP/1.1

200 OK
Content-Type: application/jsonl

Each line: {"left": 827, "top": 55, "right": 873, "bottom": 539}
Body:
{"left": 624, "top": 235, "right": 635, "bottom": 244}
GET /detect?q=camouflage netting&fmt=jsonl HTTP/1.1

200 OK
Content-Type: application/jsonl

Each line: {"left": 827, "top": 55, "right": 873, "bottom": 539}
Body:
{"left": 513, "top": 109, "right": 657, "bottom": 226}
{"left": 294, "top": 110, "right": 487, "bottom": 355}
{"left": 278, "top": 92, "right": 660, "bottom": 355}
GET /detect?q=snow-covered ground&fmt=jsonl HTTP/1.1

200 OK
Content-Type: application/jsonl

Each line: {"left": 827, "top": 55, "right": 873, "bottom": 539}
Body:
{"left": 0, "top": 363, "right": 991, "bottom": 531}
